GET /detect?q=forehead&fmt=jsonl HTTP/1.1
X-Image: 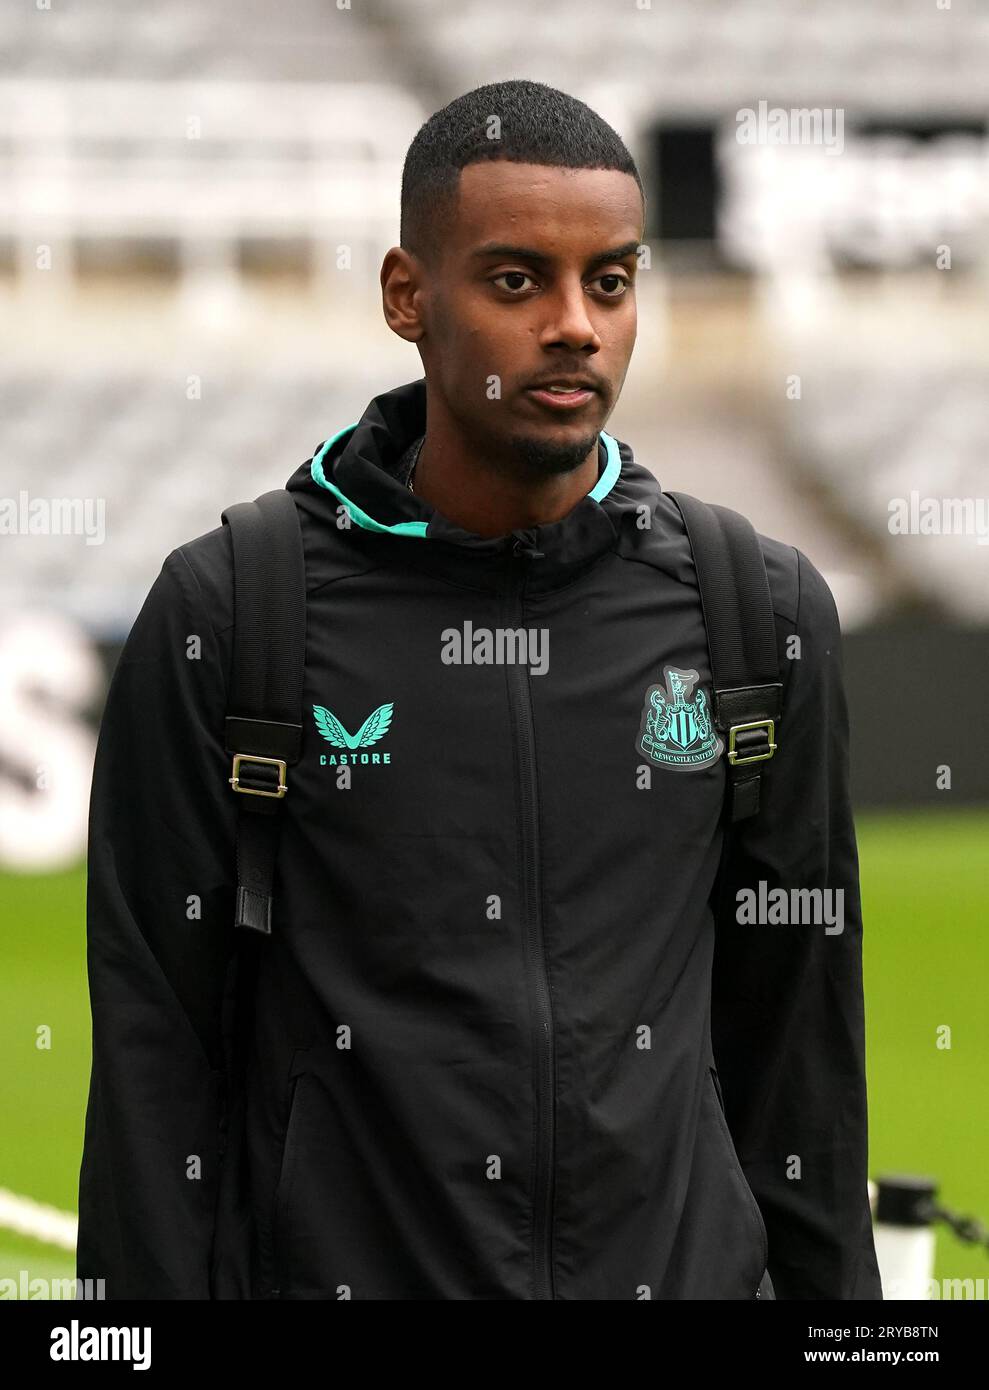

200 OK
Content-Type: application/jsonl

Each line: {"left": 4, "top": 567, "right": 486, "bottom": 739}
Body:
{"left": 450, "top": 161, "right": 643, "bottom": 255}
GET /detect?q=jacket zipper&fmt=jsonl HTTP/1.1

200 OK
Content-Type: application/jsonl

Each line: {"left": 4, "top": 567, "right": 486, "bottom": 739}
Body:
{"left": 505, "top": 537, "right": 555, "bottom": 1300}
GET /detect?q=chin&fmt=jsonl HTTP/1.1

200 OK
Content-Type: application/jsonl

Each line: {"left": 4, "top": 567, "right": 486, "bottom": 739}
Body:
{"left": 509, "top": 428, "right": 601, "bottom": 480}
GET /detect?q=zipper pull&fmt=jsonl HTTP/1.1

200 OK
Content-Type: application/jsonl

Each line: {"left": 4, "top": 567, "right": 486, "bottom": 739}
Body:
{"left": 511, "top": 531, "right": 545, "bottom": 560}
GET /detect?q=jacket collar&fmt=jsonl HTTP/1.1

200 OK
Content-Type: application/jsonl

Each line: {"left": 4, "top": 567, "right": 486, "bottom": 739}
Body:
{"left": 286, "top": 377, "right": 658, "bottom": 593}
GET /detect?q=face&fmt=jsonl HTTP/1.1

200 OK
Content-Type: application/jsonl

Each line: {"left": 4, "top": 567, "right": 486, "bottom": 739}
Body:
{"left": 383, "top": 161, "right": 643, "bottom": 480}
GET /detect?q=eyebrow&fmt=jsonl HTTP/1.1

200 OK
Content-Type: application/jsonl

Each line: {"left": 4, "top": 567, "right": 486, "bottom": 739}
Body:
{"left": 470, "top": 240, "right": 640, "bottom": 269}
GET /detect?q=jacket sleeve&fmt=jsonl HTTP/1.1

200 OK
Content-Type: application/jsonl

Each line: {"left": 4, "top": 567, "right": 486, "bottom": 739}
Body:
{"left": 76, "top": 547, "right": 238, "bottom": 1299}
{"left": 711, "top": 546, "right": 883, "bottom": 1300}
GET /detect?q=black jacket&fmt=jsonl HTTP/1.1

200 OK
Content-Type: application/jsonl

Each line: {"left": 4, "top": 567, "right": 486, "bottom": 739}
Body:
{"left": 76, "top": 376, "right": 882, "bottom": 1300}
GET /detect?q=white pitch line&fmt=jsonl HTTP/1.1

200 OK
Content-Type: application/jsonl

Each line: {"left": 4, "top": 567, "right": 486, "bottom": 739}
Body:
{"left": 0, "top": 1187, "right": 77, "bottom": 1251}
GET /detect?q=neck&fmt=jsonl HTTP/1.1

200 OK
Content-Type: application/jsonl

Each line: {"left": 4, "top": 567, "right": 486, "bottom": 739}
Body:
{"left": 410, "top": 393, "right": 599, "bottom": 539}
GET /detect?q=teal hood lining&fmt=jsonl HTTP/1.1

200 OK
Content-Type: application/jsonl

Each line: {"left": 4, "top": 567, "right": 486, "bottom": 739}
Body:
{"left": 310, "top": 423, "right": 623, "bottom": 538}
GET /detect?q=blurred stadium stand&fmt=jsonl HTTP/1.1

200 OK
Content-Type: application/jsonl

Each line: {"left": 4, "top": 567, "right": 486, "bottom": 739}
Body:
{"left": 2, "top": 0, "right": 988, "bottom": 645}
{"left": 0, "top": 371, "right": 367, "bottom": 637}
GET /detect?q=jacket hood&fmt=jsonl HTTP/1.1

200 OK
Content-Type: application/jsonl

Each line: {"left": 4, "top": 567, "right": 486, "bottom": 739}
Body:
{"left": 285, "top": 377, "right": 662, "bottom": 588}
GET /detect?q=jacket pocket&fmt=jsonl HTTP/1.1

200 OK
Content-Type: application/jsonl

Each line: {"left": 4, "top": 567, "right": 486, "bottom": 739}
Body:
{"left": 271, "top": 1067, "right": 308, "bottom": 1294}
{"left": 707, "top": 1066, "right": 769, "bottom": 1274}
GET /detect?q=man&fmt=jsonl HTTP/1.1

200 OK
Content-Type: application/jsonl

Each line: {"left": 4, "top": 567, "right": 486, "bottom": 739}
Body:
{"left": 76, "top": 79, "right": 882, "bottom": 1300}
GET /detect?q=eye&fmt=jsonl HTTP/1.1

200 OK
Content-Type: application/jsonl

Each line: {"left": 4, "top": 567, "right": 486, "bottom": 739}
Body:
{"left": 491, "top": 271, "right": 537, "bottom": 294}
{"left": 592, "top": 273, "right": 630, "bottom": 297}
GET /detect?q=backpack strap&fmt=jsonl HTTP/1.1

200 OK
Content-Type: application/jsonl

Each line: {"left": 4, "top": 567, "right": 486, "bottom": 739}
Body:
{"left": 220, "top": 489, "right": 306, "bottom": 934}
{"left": 666, "top": 491, "right": 782, "bottom": 823}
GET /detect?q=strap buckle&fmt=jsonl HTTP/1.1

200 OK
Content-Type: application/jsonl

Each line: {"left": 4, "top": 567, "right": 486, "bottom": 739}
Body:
{"left": 229, "top": 753, "right": 287, "bottom": 798}
{"left": 727, "top": 719, "right": 777, "bottom": 766}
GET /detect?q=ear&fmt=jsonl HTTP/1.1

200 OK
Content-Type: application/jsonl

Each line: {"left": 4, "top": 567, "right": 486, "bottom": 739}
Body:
{"left": 380, "top": 247, "right": 427, "bottom": 344}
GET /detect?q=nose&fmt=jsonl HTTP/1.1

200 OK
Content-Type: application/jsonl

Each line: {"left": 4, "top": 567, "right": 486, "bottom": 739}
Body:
{"left": 538, "top": 280, "right": 601, "bottom": 354}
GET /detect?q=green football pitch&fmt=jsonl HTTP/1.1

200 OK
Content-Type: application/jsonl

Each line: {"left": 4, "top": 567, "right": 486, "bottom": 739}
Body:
{"left": 2, "top": 805, "right": 987, "bottom": 1298}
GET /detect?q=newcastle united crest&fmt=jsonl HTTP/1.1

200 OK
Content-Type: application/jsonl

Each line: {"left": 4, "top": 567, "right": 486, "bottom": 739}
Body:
{"left": 636, "top": 666, "right": 724, "bottom": 770}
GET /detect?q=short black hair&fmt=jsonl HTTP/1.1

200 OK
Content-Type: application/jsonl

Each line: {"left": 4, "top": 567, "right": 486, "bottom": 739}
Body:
{"left": 400, "top": 78, "right": 645, "bottom": 264}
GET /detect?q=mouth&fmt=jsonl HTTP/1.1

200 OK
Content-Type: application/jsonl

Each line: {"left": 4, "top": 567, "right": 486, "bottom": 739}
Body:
{"left": 525, "top": 382, "right": 599, "bottom": 413}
